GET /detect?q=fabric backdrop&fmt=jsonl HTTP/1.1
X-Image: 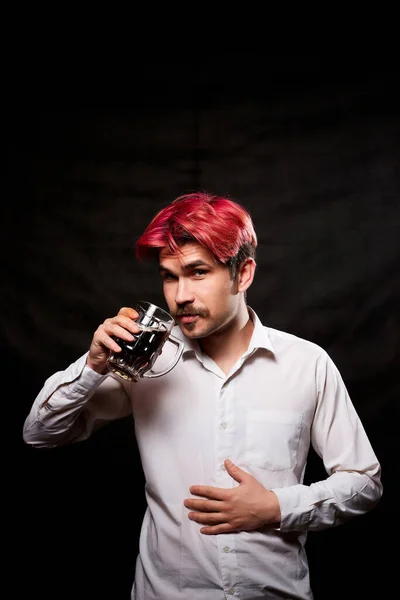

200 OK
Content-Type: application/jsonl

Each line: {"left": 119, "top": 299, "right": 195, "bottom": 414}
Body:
{"left": 7, "top": 56, "right": 398, "bottom": 599}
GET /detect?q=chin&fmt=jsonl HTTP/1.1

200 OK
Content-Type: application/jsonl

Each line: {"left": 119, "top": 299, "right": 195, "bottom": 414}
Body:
{"left": 180, "top": 325, "right": 198, "bottom": 337}
{"left": 179, "top": 323, "right": 205, "bottom": 339}
{"left": 188, "top": 327, "right": 216, "bottom": 341}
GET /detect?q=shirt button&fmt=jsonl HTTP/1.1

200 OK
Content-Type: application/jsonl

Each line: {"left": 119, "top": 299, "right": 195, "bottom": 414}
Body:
{"left": 220, "top": 422, "right": 228, "bottom": 429}
{"left": 223, "top": 546, "right": 230, "bottom": 553}
{"left": 227, "top": 587, "right": 235, "bottom": 595}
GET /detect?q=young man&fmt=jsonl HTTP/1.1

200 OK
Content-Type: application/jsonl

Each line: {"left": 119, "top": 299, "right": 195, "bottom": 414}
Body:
{"left": 23, "top": 192, "right": 383, "bottom": 600}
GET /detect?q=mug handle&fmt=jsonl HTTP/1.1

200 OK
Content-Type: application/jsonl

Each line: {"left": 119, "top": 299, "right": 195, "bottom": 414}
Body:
{"left": 142, "top": 334, "right": 184, "bottom": 378}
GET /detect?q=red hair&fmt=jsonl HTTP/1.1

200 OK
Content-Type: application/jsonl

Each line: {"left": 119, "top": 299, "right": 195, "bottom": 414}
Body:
{"left": 135, "top": 192, "right": 257, "bottom": 265}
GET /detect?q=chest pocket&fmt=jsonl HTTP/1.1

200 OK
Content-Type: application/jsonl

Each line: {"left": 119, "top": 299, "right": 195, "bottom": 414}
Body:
{"left": 245, "top": 409, "right": 304, "bottom": 471}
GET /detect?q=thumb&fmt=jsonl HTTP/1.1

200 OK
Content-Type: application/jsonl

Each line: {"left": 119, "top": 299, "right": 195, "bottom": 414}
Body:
{"left": 224, "top": 459, "right": 248, "bottom": 483}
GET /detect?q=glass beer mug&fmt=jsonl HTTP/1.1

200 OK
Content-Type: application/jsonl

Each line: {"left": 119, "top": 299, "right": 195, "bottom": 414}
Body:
{"left": 107, "top": 301, "right": 184, "bottom": 382}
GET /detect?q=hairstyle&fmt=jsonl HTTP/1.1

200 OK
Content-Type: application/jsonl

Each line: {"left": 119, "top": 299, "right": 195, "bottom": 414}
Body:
{"left": 135, "top": 191, "right": 257, "bottom": 278}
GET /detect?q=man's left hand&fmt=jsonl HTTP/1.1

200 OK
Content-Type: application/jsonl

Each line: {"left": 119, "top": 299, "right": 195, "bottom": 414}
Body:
{"left": 183, "top": 459, "right": 281, "bottom": 534}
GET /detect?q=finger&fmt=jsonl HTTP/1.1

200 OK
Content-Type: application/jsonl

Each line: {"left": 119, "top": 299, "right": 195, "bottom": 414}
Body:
{"left": 184, "top": 498, "right": 222, "bottom": 512}
{"left": 96, "top": 325, "right": 134, "bottom": 350}
{"left": 91, "top": 335, "right": 122, "bottom": 354}
{"left": 224, "top": 459, "right": 248, "bottom": 483}
{"left": 104, "top": 316, "right": 141, "bottom": 337}
{"left": 187, "top": 511, "right": 225, "bottom": 525}
{"left": 118, "top": 307, "right": 140, "bottom": 319}
{"left": 188, "top": 485, "right": 227, "bottom": 500}
{"left": 199, "top": 523, "right": 234, "bottom": 535}
{"left": 109, "top": 323, "right": 137, "bottom": 341}
{"left": 92, "top": 319, "right": 137, "bottom": 353}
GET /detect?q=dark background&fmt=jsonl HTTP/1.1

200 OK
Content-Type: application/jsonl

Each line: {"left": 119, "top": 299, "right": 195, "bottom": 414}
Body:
{"left": 7, "top": 56, "right": 399, "bottom": 599}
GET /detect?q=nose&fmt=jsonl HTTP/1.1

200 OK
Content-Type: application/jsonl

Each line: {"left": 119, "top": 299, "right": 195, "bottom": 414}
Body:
{"left": 175, "top": 277, "right": 195, "bottom": 306}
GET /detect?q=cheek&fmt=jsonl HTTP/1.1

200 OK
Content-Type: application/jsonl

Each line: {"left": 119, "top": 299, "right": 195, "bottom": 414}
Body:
{"left": 162, "top": 284, "right": 175, "bottom": 305}
{"left": 203, "top": 281, "right": 235, "bottom": 307}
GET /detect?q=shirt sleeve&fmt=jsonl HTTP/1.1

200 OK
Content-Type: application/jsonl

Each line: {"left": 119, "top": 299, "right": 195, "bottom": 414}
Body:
{"left": 272, "top": 351, "right": 383, "bottom": 532}
{"left": 22, "top": 352, "right": 132, "bottom": 448}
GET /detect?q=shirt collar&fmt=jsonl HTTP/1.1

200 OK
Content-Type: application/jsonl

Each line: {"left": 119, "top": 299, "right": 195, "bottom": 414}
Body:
{"left": 171, "top": 306, "right": 275, "bottom": 358}
{"left": 247, "top": 306, "right": 275, "bottom": 354}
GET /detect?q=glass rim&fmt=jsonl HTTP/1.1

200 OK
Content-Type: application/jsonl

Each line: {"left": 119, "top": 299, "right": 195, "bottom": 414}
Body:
{"left": 135, "top": 300, "right": 174, "bottom": 322}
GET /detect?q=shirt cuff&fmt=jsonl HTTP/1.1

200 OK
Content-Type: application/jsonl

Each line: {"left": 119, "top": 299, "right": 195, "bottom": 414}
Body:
{"left": 80, "top": 362, "right": 110, "bottom": 388}
{"left": 271, "top": 485, "right": 313, "bottom": 531}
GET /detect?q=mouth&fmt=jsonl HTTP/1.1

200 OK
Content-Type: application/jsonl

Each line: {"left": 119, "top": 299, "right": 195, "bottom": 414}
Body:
{"left": 177, "top": 314, "right": 199, "bottom": 324}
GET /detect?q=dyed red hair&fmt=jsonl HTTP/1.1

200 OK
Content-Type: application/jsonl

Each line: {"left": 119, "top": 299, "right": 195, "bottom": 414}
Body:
{"left": 135, "top": 192, "right": 257, "bottom": 266}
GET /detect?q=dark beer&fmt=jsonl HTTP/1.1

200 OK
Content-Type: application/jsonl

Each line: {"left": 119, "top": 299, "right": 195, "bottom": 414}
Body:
{"left": 107, "top": 326, "right": 169, "bottom": 382}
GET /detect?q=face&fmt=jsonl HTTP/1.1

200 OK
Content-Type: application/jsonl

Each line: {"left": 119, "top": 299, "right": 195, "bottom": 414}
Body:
{"left": 158, "top": 242, "right": 243, "bottom": 340}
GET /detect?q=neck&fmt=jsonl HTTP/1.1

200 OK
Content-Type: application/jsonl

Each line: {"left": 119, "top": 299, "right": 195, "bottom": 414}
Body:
{"left": 199, "top": 306, "right": 254, "bottom": 375}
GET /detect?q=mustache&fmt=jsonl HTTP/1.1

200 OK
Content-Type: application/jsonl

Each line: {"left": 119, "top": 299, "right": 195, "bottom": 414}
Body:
{"left": 175, "top": 307, "right": 209, "bottom": 318}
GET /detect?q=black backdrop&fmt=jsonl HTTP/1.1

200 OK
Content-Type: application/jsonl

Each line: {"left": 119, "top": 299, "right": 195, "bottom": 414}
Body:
{"left": 7, "top": 57, "right": 399, "bottom": 599}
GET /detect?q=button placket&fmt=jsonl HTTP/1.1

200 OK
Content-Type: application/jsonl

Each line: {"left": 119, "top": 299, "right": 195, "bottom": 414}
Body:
{"left": 216, "top": 378, "right": 239, "bottom": 596}
{"left": 215, "top": 380, "right": 233, "bottom": 485}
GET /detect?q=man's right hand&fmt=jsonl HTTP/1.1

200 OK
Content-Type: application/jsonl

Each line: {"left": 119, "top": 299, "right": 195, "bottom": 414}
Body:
{"left": 86, "top": 307, "right": 141, "bottom": 374}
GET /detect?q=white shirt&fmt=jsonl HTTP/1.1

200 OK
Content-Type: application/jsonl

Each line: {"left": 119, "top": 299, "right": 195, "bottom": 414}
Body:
{"left": 23, "top": 308, "right": 382, "bottom": 600}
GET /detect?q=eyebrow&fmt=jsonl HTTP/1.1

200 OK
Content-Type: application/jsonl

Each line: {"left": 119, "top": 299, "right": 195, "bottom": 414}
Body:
{"left": 158, "top": 259, "right": 214, "bottom": 275}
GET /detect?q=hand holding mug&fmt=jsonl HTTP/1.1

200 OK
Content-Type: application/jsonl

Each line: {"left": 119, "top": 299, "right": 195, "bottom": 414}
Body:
{"left": 87, "top": 307, "right": 141, "bottom": 374}
{"left": 106, "top": 301, "right": 184, "bottom": 382}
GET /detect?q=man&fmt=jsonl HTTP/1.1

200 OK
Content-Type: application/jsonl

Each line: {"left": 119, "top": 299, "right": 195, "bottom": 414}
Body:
{"left": 23, "top": 191, "right": 383, "bottom": 600}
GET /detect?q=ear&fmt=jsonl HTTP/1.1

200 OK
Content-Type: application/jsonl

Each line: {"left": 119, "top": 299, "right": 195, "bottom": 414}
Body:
{"left": 237, "top": 258, "right": 256, "bottom": 293}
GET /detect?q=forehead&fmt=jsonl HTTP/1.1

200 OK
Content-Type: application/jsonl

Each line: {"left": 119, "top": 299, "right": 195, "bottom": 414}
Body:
{"left": 159, "top": 242, "right": 217, "bottom": 268}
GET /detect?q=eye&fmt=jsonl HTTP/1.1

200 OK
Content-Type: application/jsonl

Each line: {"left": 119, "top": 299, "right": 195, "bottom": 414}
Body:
{"left": 193, "top": 269, "right": 207, "bottom": 277}
{"left": 161, "top": 272, "right": 176, "bottom": 281}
